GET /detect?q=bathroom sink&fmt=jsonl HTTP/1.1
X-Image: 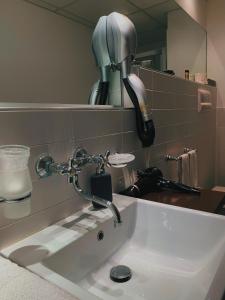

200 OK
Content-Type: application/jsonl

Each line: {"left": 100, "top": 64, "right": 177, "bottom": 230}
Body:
{"left": 2, "top": 195, "right": 225, "bottom": 300}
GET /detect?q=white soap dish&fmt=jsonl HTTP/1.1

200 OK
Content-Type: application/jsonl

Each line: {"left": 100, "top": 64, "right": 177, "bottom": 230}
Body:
{"left": 108, "top": 153, "right": 135, "bottom": 168}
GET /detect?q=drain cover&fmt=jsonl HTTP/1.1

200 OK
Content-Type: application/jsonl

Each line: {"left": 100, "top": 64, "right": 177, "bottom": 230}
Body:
{"left": 110, "top": 265, "right": 132, "bottom": 283}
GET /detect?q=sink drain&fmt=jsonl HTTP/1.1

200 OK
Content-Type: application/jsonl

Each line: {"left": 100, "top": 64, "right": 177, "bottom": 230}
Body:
{"left": 97, "top": 230, "right": 104, "bottom": 241}
{"left": 110, "top": 265, "right": 132, "bottom": 283}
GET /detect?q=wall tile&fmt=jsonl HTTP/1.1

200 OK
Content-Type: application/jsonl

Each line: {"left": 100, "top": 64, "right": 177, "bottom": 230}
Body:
{"left": 122, "top": 110, "right": 136, "bottom": 132}
{"left": 0, "top": 197, "right": 85, "bottom": 250}
{"left": 217, "top": 108, "right": 225, "bottom": 127}
{"left": 152, "top": 91, "right": 176, "bottom": 109}
{"left": 0, "top": 111, "right": 72, "bottom": 147}
{"left": 216, "top": 127, "right": 225, "bottom": 186}
{"left": 77, "top": 133, "right": 123, "bottom": 154}
{"left": 72, "top": 110, "right": 123, "bottom": 140}
{"left": 138, "top": 68, "right": 153, "bottom": 90}
{"left": 175, "top": 94, "right": 197, "bottom": 110}
{"left": 154, "top": 126, "right": 172, "bottom": 145}
{"left": 197, "top": 132, "right": 216, "bottom": 188}
{"left": 152, "top": 71, "right": 177, "bottom": 93}
{"left": 145, "top": 90, "right": 154, "bottom": 108}
{"left": 152, "top": 110, "right": 177, "bottom": 127}
{"left": 147, "top": 143, "right": 166, "bottom": 165}
{"left": 122, "top": 131, "right": 142, "bottom": 152}
{"left": 152, "top": 71, "right": 197, "bottom": 95}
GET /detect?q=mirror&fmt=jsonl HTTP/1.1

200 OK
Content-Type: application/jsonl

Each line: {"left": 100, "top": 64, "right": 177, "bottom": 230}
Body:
{"left": 133, "top": 1, "right": 207, "bottom": 79}
{"left": 0, "top": 0, "right": 207, "bottom": 105}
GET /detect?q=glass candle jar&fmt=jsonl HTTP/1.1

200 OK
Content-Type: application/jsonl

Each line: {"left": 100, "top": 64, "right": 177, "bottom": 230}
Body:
{"left": 0, "top": 145, "right": 32, "bottom": 201}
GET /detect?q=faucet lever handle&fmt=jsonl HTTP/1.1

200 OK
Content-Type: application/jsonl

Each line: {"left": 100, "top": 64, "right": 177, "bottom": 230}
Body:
{"left": 104, "top": 150, "right": 110, "bottom": 159}
{"left": 104, "top": 150, "right": 112, "bottom": 167}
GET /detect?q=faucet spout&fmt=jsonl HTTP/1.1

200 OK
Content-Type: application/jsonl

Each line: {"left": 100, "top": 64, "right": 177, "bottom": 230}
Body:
{"left": 93, "top": 197, "right": 122, "bottom": 226}
{"left": 73, "top": 175, "right": 122, "bottom": 226}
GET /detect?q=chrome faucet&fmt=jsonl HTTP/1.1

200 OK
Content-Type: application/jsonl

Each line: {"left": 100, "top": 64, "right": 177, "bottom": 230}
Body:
{"left": 36, "top": 148, "right": 123, "bottom": 226}
{"left": 73, "top": 172, "right": 122, "bottom": 226}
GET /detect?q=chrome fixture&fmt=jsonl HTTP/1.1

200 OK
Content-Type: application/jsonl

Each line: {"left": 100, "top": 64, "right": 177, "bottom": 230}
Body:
{"left": 184, "top": 147, "right": 196, "bottom": 153}
{"left": 165, "top": 148, "right": 197, "bottom": 161}
{"left": 35, "top": 148, "right": 134, "bottom": 226}
{"left": 165, "top": 154, "right": 181, "bottom": 162}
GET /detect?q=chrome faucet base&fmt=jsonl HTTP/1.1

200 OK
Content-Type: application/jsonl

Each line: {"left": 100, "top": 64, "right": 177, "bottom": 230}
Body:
{"left": 35, "top": 155, "right": 55, "bottom": 178}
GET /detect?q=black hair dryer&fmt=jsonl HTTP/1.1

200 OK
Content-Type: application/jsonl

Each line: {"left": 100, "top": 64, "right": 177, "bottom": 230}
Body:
{"left": 120, "top": 167, "right": 200, "bottom": 198}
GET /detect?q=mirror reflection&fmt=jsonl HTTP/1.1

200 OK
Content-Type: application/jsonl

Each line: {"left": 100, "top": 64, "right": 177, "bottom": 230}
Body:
{"left": 0, "top": 0, "right": 206, "bottom": 105}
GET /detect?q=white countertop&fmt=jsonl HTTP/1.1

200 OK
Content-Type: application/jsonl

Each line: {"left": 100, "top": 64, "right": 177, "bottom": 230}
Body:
{"left": 0, "top": 255, "right": 79, "bottom": 300}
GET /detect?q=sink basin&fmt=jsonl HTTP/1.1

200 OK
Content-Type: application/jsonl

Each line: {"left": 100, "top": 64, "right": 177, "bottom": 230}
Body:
{"left": 2, "top": 194, "right": 225, "bottom": 300}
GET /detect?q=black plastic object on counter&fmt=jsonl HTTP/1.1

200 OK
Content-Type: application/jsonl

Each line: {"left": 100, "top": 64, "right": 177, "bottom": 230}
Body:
{"left": 120, "top": 167, "right": 200, "bottom": 198}
{"left": 90, "top": 172, "right": 113, "bottom": 209}
{"left": 215, "top": 195, "right": 225, "bottom": 216}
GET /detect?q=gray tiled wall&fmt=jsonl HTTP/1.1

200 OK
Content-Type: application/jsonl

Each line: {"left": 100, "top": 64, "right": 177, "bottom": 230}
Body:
{"left": 136, "top": 67, "right": 217, "bottom": 186}
{"left": 0, "top": 67, "right": 217, "bottom": 249}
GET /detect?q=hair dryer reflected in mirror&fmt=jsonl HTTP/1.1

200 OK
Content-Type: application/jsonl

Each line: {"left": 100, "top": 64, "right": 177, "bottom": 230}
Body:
{"left": 89, "top": 12, "right": 155, "bottom": 147}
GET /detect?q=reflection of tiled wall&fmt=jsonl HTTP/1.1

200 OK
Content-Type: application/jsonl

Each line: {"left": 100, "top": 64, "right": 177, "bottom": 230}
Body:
{"left": 136, "top": 68, "right": 217, "bottom": 188}
{"left": 0, "top": 68, "right": 216, "bottom": 249}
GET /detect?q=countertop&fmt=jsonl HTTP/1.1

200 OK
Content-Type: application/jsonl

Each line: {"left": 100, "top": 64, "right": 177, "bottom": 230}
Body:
{"left": 0, "top": 255, "right": 78, "bottom": 300}
{"left": 143, "top": 189, "right": 225, "bottom": 214}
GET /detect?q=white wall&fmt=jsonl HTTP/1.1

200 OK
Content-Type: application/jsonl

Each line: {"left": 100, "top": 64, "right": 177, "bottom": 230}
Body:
{"left": 175, "top": 0, "right": 206, "bottom": 29}
{"left": 207, "top": 0, "right": 225, "bottom": 108}
{"left": 207, "top": 0, "right": 225, "bottom": 185}
{"left": 167, "top": 9, "right": 206, "bottom": 79}
{"left": 0, "top": 0, "right": 97, "bottom": 104}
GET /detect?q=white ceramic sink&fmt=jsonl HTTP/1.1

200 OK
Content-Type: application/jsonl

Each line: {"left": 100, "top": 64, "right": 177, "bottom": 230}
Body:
{"left": 1, "top": 194, "right": 225, "bottom": 300}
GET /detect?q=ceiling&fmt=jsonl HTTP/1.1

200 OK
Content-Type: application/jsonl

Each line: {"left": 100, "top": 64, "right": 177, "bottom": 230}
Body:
{"left": 23, "top": 0, "right": 179, "bottom": 32}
